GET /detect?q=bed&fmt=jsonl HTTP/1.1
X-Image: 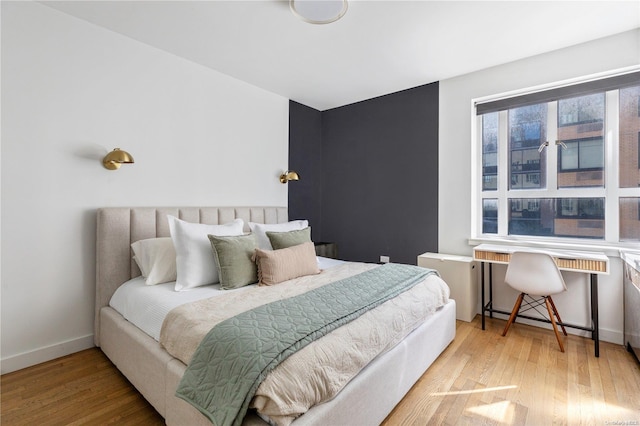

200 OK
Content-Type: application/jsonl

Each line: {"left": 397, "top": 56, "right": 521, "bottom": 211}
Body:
{"left": 95, "top": 206, "right": 456, "bottom": 425}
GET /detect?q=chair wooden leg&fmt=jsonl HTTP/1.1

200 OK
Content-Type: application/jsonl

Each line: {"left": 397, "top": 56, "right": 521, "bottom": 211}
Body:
{"left": 547, "top": 296, "right": 567, "bottom": 336}
{"left": 502, "top": 293, "right": 524, "bottom": 337}
{"left": 545, "top": 297, "right": 565, "bottom": 352}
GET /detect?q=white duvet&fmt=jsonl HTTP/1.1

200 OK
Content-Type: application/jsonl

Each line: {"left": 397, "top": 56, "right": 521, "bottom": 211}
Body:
{"left": 109, "top": 257, "right": 346, "bottom": 341}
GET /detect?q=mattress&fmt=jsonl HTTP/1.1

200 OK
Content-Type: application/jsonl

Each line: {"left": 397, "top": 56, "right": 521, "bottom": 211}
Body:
{"left": 109, "top": 256, "right": 346, "bottom": 341}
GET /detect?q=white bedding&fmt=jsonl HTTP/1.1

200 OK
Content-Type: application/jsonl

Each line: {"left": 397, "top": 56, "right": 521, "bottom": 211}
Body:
{"left": 109, "top": 256, "right": 345, "bottom": 341}
{"left": 159, "top": 260, "right": 449, "bottom": 425}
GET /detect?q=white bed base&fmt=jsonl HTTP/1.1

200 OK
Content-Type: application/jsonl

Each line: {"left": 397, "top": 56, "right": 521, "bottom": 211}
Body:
{"left": 95, "top": 207, "right": 456, "bottom": 425}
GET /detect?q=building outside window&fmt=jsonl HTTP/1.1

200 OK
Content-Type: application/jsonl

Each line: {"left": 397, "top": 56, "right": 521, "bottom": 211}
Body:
{"left": 509, "top": 104, "right": 547, "bottom": 190}
{"left": 475, "top": 71, "right": 640, "bottom": 245}
{"left": 482, "top": 112, "right": 498, "bottom": 191}
{"left": 619, "top": 86, "right": 640, "bottom": 241}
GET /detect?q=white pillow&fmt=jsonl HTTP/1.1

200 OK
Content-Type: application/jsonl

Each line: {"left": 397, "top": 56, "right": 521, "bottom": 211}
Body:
{"left": 131, "top": 237, "right": 177, "bottom": 285}
{"left": 248, "top": 220, "right": 309, "bottom": 250}
{"left": 168, "top": 216, "right": 244, "bottom": 291}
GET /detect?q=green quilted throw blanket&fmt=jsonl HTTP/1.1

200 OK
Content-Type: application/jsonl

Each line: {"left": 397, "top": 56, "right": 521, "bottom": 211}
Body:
{"left": 176, "top": 263, "right": 435, "bottom": 426}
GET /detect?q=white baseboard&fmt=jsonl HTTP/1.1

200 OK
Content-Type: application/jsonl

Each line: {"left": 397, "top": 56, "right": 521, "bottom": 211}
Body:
{"left": 599, "top": 328, "right": 624, "bottom": 346}
{"left": 1, "top": 334, "right": 95, "bottom": 374}
{"left": 485, "top": 310, "right": 624, "bottom": 345}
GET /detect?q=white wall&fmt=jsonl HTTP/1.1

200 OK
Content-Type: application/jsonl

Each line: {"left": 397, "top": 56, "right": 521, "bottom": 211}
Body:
{"left": 439, "top": 29, "right": 640, "bottom": 344}
{"left": 1, "top": 2, "right": 289, "bottom": 373}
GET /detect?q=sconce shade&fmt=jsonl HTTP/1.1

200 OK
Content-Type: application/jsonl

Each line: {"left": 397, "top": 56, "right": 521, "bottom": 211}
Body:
{"left": 280, "top": 170, "right": 300, "bottom": 184}
{"left": 103, "top": 148, "right": 134, "bottom": 170}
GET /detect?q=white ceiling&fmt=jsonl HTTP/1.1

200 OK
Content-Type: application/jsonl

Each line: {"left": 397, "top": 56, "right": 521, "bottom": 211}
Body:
{"left": 42, "top": 0, "right": 640, "bottom": 110}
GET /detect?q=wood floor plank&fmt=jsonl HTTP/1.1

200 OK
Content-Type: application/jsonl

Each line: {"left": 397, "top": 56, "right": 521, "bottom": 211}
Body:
{"left": 1, "top": 349, "right": 164, "bottom": 426}
{"left": 383, "top": 316, "right": 640, "bottom": 425}
{"left": 2, "top": 316, "right": 639, "bottom": 426}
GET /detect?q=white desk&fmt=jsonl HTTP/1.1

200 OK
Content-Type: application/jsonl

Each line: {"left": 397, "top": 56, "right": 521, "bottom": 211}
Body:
{"left": 473, "top": 244, "right": 609, "bottom": 357}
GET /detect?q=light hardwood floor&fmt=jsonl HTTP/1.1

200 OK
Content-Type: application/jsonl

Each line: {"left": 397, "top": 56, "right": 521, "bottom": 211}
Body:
{"left": 1, "top": 348, "right": 164, "bottom": 425}
{"left": 2, "top": 316, "right": 639, "bottom": 425}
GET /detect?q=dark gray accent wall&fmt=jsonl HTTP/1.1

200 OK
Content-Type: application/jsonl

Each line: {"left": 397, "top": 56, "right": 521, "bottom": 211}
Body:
{"left": 289, "top": 82, "right": 439, "bottom": 264}
{"left": 288, "top": 101, "right": 323, "bottom": 239}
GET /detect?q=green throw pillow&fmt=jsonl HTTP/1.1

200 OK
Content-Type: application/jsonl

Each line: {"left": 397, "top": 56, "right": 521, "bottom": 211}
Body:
{"left": 208, "top": 234, "right": 258, "bottom": 290}
{"left": 266, "top": 227, "right": 312, "bottom": 250}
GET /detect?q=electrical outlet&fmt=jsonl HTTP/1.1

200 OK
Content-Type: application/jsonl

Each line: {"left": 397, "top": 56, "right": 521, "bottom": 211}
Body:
{"left": 380, "top": 255, "right": 390, "bottom": 263}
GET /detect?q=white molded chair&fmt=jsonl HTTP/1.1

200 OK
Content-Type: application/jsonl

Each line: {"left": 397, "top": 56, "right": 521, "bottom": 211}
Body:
{"left": 501, "top": 251, "right": 568, "bottom": 352}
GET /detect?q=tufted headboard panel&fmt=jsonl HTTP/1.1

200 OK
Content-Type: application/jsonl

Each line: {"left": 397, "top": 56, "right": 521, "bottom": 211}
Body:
{"left": 95, "top": 206, "right": 288, "bottom": 346}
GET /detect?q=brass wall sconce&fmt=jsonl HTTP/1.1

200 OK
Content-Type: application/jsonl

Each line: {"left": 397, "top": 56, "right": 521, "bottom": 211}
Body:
{"left": 280, "top": 170, "right": 300, "bottom": 184}
{"left": 103, "top": 148, "right": 134, "bottom": 170}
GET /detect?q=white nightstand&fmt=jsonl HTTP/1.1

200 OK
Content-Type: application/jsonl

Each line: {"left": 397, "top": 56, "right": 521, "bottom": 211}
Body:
{"left": 418, "top": 252, "right": 478, "bottom": 322}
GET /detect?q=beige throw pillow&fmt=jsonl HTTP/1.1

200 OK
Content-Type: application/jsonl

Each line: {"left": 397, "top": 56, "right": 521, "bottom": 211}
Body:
{"left": 252, "top": 241, "right": 320, "bottom": 286}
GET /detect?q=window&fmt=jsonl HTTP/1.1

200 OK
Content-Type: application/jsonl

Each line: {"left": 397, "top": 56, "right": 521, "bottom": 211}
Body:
{"left": 618, "top": 85, "right": 640, "bottom": 187}
{"left": 482, "top": 199, "right": 498, "bottom": 234}
{"left": 558, "top": 93, "right": 604, "bottom": 127}
{"left": 509, "top": 105, "right": 546, "bottom": 190}
{"left": 558, "top": 137, "right": 604, "bottom": 172}
{"left": 474, "top": 71, "right": 640, "bottom": 245}
{"left": 482, "top": 112, "right": 498, "bottom": 191}
{"left": 620, "top": 197, "right": 640, "bottom": 240}
{"left": 506, "top": 197, "right": 605, "bottom": 239}
{"left": 557, "top": 93, "right": 605, "bottom": 188}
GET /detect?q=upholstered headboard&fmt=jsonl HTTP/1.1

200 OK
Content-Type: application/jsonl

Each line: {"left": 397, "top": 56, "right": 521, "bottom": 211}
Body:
{"left": 95, "top": 206, "right": 288, "bottom": 346}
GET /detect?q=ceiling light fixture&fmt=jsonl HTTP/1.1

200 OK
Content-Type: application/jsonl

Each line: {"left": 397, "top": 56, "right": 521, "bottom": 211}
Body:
{"left": 290, "top": 0, "right": 348, "bottom": 25}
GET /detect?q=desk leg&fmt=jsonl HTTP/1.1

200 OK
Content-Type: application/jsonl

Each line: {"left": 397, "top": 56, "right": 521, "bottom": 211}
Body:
{"left": 481, "top": 262, "right": 485, "bottom": 330}
{"left": 489, "top": 264, "right": 493, "bottom": 319}
{"left": 591, "top": 273, "right": 599, "bottom": 358}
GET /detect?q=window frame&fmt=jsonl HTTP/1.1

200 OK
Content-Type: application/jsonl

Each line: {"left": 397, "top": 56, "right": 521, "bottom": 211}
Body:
{"left": 470, "top": 67, "right": 640, "bottom": 252}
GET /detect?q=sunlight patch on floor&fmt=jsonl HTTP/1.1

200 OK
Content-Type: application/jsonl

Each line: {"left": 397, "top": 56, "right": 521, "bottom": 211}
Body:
{"left": 430, "top": 384, "right": 517, "bottom": 397}
{"left": 465, "top": 400, "right": 516, "bottom": 424}
{"left": 567, "top": 400, "right": 640, "bottom": 425}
